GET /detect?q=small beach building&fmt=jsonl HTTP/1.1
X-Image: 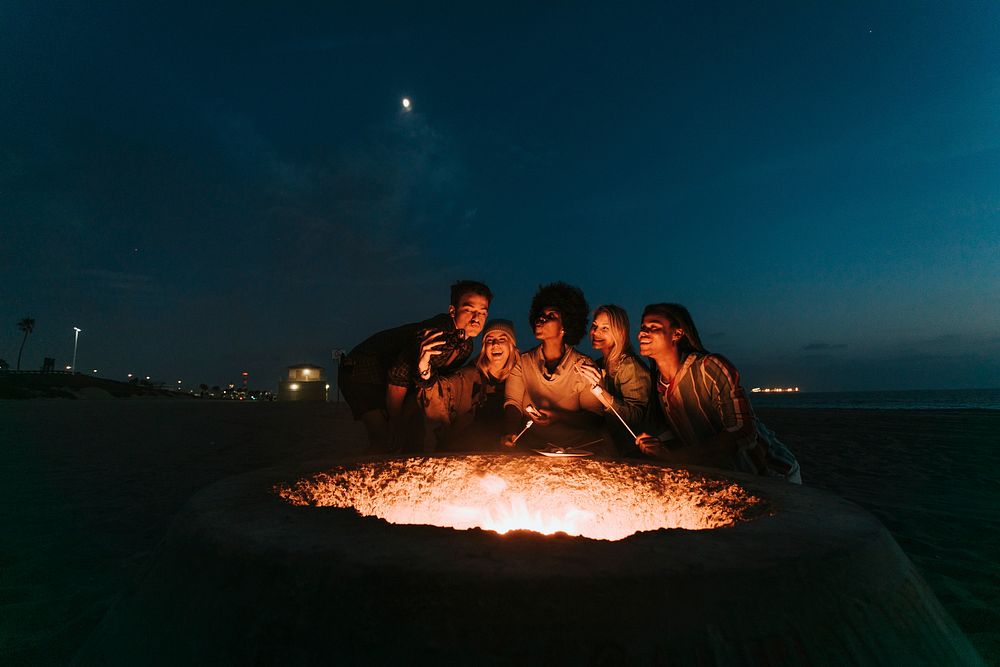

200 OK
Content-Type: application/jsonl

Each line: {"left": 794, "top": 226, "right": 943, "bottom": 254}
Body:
{"left": 277, "top": 364, "right": 328, "bottom": 402}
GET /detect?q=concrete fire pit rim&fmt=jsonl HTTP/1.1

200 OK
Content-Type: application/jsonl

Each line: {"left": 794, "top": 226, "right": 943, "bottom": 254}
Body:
{"left": 174, "top": 453, "right": 887, "bottom": 580}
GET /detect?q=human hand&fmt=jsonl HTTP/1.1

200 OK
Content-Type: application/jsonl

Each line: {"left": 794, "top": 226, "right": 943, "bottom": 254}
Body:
{"left": 532, "top": 408, "right": 556, "bottom": 426}
{"left": 501, "top": 433, "right": 517, "bottom": 448}
{"left": 574, "top": 359, "right": 602, "bottom": 387}
{"left": 635, "top": 433, "right": 663, "bottom": 457}
{"left": 589, "top": 384, "right": 615, "bottom": 410}
{"left": 417, "top": 331, "right": 447, "bottom": 375}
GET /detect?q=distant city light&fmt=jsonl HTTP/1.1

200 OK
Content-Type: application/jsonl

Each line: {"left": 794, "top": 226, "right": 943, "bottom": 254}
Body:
{"left": 145, "top": 376, "right": 150, "bottom": 381}
{"left": 401, "top": 97, "right": 411, "bottom": 111}
{"left": 65, "top": 365, "right": 71, "bottom": 370}
{"left": 92, "top": 369, "right": 97, "bottom": 374}
{"left": 290, "top": 383, "right": 300, "bottom": 391}
{"left": 127, "top": 373, "right": 133, "bottom": 378}
{"left": 303, "top": 369, "right": 310, "bottom": 377}
{"left": 325, "top": 384, "right": 330, "bottom": 390}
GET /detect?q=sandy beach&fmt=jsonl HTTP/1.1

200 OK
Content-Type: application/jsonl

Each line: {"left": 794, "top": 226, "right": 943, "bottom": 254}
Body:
{"left": 1, "top": 400, "right": 997, "bottom": 664}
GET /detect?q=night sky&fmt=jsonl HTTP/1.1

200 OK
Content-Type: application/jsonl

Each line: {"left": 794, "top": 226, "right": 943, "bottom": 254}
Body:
{"left": 3, "top": 2, "right": 999, "bottom": 391}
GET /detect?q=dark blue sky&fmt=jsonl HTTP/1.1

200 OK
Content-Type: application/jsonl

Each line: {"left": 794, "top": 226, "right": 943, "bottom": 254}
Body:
{"left": 3, "top": 2, "right": 999, "bottom": 391}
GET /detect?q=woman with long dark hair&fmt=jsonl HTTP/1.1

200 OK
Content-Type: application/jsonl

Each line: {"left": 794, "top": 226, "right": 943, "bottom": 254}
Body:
{"left": 635, "top": 303, "right": 801, "bottom": 482}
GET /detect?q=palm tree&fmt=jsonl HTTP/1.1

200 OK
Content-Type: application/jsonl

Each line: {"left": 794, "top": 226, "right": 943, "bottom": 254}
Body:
{"left": 16, "top": 317, "right": 35, "bottom": 371}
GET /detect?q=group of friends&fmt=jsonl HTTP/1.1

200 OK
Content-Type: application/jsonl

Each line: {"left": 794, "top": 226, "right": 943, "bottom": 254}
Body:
{"left": 338, "top": 280, "right": 801, "bottom": 483}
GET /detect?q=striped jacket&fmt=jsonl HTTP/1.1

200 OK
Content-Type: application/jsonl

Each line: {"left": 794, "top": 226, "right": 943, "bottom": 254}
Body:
{"left": 650, "top": 351, "right": 800, "bottom": 480}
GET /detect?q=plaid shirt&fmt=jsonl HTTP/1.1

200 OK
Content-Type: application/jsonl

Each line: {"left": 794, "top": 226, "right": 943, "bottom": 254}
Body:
{"left": 342, "top": 313, "right": 472, "bottom": 390}
{"left": 391, "top": 326, "right": 472, "bottom": 389}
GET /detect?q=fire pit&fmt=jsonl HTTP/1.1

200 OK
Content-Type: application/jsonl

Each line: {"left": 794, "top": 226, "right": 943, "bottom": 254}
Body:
{"left": 79, "top": 454, "right": 981, "bottom": 665}
{"left": 276, "top": 455, "right": 767, "bottom": 540}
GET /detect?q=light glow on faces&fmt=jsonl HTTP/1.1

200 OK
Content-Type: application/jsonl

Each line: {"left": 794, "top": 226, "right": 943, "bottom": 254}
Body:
{"left": 482, "top": 332, "right": 512, "bottom": 370}
{"left": 450, "top": 294, "right": 490, "bottom": 337}
{"left": 534, "top": 308, "right": 562, "bottom": 341}
{"left": 637, "top": 315, "right": 679, "bottom": 357}
{"left": 590, "top": 312, "right": 614, "bottom": 355}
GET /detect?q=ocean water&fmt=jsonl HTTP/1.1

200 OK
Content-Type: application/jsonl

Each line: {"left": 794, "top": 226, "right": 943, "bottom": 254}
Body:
{"left": 750, "top": 387, "right": 1000, "bottom": 411}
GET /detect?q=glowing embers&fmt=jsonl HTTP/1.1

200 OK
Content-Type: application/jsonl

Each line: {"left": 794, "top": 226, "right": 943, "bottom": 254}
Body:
{"left": 277, "top": 456, "right": 767, "bottom": 541}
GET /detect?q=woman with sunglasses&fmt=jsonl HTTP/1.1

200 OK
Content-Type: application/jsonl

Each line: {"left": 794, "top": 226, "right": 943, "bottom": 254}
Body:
{"left": 574, "top": 304, "right": 651, "bottom": 455}
{"left": 634, "top": 303, "right": 801, "bottom": 482}
{"left": 417, "top": 319, "right": 520, "bottom": 451}
{"left": 501, "top": 282, "right": 605, "bottom": 451}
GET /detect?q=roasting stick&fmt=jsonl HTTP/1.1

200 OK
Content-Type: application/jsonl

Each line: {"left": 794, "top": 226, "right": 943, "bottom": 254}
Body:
{"left": 569, "top": 437, "right": 605, "bottom": 450}
{"left": 511, "top": 419, "right": 534, "bottom": 445}
{"left": 590, "top": 385, "right": 639, "bottom": 442}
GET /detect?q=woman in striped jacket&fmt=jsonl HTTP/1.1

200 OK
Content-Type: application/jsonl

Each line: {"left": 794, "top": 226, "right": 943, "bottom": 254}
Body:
{"left": 634, "top": 303, "right": 801, "bottom": 483}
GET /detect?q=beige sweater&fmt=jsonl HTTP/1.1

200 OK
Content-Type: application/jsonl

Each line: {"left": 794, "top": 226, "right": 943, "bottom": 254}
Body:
{"left": 504, "top": 346, "right": 603, "bottom": 442}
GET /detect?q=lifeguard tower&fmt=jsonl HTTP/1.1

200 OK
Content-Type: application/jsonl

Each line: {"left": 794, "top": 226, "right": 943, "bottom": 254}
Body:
{"left": 277, "top": 364, "right": 328, "bottom": 401}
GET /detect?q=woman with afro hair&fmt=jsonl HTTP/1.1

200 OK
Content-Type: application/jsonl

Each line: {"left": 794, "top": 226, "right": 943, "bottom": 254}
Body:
{"left": 501, "top": 282, "right": 605, "bottom": 451}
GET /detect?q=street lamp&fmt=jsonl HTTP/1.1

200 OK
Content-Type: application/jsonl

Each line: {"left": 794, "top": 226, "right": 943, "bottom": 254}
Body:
{"left": 71, "top": 327, "right": 82, "bottom": 373}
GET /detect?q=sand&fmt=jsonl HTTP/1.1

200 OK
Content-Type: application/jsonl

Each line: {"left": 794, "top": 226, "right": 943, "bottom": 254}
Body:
{"left": 1, "top": 401, "right": 997, "bottom": 664}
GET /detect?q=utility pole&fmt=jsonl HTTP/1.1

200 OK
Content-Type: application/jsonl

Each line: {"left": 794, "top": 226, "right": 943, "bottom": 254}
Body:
{"left": 71, "top": 327, "right": 82, "bottom": 373}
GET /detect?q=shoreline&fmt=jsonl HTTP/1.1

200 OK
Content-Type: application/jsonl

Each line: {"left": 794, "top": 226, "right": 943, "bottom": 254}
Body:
{"left": 760, "top": 406, "right": 1000, "bottom": 414}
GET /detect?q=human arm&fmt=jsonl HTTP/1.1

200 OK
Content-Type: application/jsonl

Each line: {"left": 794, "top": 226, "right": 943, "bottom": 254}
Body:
{"left": 705, "top": 355, "right": 757, "bottom": 451}
{"left": 501, "top": 356, "right": 527, "bottom": 446}
{"left": 386, "top": 384, "right": 407, "bottom": 422}
{"left": 572, "top": 355, "right": 605, "bottom": 417}
{"left": 388, "top": 329, "right": 447, "bottom": 419}
{"left": 635, "top": 430, "right": 737, "bottom": 468}
{"left": 607, "top": 358, "right": 651, "bottom": 434}
{"left": 415, "top": 331, "right": 448, "bottom": 385}
{"left": 419, "top": 366, "right": 476, "bottom": 429}
{"left": 501, "top": 406, "right": 524, "bottom": 447}
{"left": 637, "top": 356, "right": 752, "bottom": 469}
{"left": 386, "top": 346, "right": 414, "bottom": 431}
{"left": 574, "top": 361, "right": 602, "bottom": 388}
